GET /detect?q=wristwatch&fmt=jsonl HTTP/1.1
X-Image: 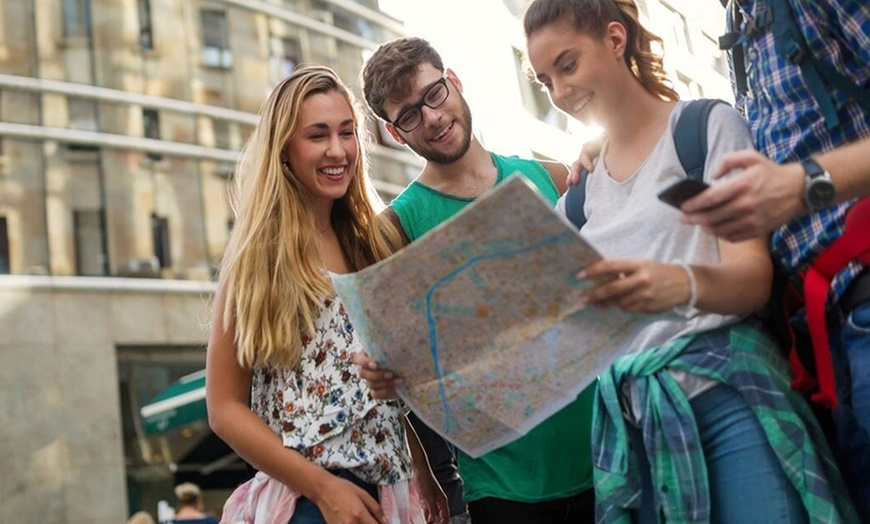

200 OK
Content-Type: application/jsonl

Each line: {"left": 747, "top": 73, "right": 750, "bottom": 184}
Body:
{"left": 801, "top": 157, "right": 836, "bottom": 211}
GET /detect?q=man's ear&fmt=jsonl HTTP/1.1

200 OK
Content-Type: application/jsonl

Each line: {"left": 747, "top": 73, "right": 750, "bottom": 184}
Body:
{"left": 446, "top": 68, "right": 463, "bottom": 93}
{"left": 385, "top": 123, "right": 406, "bottom": 145}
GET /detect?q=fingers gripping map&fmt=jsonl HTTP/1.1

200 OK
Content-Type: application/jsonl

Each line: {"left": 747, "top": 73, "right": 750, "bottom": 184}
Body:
{"left": 332, "top": 175, "right": 647, "bottom": 457}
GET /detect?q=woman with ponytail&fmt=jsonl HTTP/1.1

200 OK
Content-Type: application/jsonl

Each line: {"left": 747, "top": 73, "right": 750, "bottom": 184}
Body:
{"left": 523, "top": 0, "right": 856, "bottom": 522}
{"left": 206, "top": 65, "right": 448, "bottom": 524}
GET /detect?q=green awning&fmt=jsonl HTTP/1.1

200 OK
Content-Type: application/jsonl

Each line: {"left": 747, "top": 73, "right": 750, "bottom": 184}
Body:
{"left": 140, "top": 370, "right": 207, "bottom": 435}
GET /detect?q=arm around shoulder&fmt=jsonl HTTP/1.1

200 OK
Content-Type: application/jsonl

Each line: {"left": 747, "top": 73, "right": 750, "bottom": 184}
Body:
{"left": 540, "top": 160, "right": 570, "bottom": 195}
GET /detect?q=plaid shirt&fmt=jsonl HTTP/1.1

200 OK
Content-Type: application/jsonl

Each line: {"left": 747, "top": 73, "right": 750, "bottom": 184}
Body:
{"left": 592, "top": 322, "right": 857, "bottom": 523}
{"left": 729, "top": 0, "right": 870, "bottom": 303}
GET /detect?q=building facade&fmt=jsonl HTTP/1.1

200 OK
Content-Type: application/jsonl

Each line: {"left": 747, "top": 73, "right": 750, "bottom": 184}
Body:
{"left": 0, "top": 0, "right": 733, "bottom": 521}
{"left": 0, "top": 0, "right": 416, "bottom": 522}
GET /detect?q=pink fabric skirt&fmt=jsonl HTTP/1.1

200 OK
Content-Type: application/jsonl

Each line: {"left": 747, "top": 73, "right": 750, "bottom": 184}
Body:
{"left": 220, "top": 471, "right": 427, "bottom": 524}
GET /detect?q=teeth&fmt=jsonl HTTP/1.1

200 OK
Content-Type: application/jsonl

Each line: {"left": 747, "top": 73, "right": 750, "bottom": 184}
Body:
{"left": 322, "top": 167, "right": 343, "bottom": 175}
{"left": 434, "top": 122, "right": 452, "bottom": 140}
{"left": 572, "top": 94, "right": 593, "bottom": 114}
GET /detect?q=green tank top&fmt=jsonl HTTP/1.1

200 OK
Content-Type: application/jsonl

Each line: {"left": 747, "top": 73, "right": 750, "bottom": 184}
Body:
{"left": 391, "top": 153, "right": 595, "bottom": 502}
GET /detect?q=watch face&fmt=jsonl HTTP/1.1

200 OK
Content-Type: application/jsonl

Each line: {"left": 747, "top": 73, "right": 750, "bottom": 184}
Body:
{"left": 808, "top": 179, "right": 836, "bottom": 209}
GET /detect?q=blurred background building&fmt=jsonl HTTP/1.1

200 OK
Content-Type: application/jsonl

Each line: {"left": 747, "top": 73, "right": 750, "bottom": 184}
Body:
{"left": 0, "top": 0, "right": 726, "bottom": 521}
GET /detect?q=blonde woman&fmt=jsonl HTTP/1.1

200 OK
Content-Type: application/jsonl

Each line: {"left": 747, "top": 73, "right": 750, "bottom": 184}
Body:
{"left": 207, "top": 65, "right": 447, "bottom": 524}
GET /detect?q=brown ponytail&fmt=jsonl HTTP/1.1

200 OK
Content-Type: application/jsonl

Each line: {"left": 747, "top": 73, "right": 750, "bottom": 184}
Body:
{"left": 523, "top": 0, "right": 679, "bottom": 102}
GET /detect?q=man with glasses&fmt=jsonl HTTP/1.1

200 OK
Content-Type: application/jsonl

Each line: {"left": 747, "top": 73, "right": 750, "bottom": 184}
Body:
{"left": 358, "top": 36, "right": 596, "bottom": 524}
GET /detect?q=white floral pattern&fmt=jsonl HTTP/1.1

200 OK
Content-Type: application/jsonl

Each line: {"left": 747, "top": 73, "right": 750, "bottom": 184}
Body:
{"left": 251, "top": 297, "right": 414, "bottom": 486}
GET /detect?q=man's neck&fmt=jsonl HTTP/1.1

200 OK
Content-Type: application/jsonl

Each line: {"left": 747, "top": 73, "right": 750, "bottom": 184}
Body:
{"left": 417, "top": 139, "right": 499, "bottom": 198}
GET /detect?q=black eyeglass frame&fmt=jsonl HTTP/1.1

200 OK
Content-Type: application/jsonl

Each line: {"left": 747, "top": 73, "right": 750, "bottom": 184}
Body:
{"left": 390, "top": 76, "right": 450, "bottom": 133}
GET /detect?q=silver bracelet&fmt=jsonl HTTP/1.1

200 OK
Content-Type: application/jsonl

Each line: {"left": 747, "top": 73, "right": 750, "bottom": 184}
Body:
{"left": 674, "top": 261, "right": 698, "bottom": 315}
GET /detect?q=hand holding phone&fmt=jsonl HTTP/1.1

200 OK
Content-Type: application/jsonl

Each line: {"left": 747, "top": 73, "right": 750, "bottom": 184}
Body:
{"left": 657, "top": 178, "right": 710, "bottom": 209}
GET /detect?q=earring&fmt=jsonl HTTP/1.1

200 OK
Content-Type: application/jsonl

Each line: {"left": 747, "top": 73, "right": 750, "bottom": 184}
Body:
{"left": 281, "top": 160, "right": 291, "bottom": 171}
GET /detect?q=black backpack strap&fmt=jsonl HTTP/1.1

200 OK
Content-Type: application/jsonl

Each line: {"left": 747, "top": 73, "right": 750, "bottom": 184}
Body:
{"left": 719, "top": 1, "right": 748, "bottom": 98}
{"left": 563, "top": 168, "right": 589, "bottom": 230}
{"left": 770, "top": 0, "right": 870, "bottom": 130}
{"left": 673, "top": 99, "right": 725, "bottom": 182}
{"left": 564, "top": 98, "right": 721, "bottom": 229}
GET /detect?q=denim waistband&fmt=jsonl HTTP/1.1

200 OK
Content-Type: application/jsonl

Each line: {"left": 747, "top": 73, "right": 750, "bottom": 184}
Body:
{"left": 841, "top": 269, "right": 870, "bottom": 313}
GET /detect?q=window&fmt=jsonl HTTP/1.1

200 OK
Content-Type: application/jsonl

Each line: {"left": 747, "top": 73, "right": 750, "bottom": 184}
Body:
{"left": 137, "top": 0, "right": 153, "bottom": 50}
{"left": 62, "top": 0, "right": 92, "bottom": 39}
{"left": 69, "top": 98, "right": 98, "bottom": 132}
{"left": 200, "top": 10, "right": 232, "bottom": 69}
{"left": 213, "top": 118, "right": 230, "bottom": 150}
{"left": 281, "top": 38, "right": 300, "bottom": 76}
{"left": 143, "top": 109, "right": 162, "bottom": 162}
{"left": 676, "top": 71, "right": 704, "bottom": 99}
{"left": 73, "top": 210, "right": 106, "bottom": 276}
{"left": 663, "top": 5, "right": 693, "bottom": 54}
{"left": 151, "top": 214, "right": 171, "bottom": 268}
{"left": 0, "top": 217, "right": 9, "bottom": 274}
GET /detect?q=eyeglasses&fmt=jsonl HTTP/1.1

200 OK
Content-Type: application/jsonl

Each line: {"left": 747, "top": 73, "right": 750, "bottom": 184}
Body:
{"left": 391, "top": 77, "right": 450, "bottom": 133}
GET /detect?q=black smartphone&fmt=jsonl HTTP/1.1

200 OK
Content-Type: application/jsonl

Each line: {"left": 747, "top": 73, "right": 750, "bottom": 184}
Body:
{"left": 657, "top": 178, "right": 710, "bottom": 209}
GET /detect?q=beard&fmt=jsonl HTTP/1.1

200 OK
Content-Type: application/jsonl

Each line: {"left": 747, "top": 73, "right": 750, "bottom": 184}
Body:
{"left": 404, "top": 96, "right": 473, "bottom": 165}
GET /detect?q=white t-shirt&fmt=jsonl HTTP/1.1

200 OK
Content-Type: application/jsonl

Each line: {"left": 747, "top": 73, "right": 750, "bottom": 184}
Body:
{"left": 556, "top": 100, "right": 755, "bottom": 400}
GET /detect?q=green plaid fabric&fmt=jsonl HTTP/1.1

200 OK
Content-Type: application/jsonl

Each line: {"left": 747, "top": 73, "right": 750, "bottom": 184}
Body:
{"left": 592, "top": 321, "right": 858, "bottom": 523}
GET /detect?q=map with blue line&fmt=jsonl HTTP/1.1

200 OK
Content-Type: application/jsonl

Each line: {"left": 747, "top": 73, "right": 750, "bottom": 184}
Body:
{"left": 332, "top": 176, "right": 648, "bottom": 457}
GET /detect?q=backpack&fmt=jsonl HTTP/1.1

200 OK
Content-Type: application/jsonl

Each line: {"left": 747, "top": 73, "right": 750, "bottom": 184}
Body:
{"left": 563, "top": 98, "right": 724, "bottom": 229}
{"left": 718, "top": 0, "right": 870, "bottom": 408}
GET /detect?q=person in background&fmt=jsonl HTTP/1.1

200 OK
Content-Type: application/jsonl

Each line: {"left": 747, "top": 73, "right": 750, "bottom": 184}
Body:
{"left": 126, "top": 511, "right": 157, "bottom": 524}
{"left": 355, "top": 36, "right": 597, "bottom": 524}
{"left": 206, "top": 64, "right": 447, "bottom": 524}
{"left": 522, "top": 0, "right": 856, "bottom": 521}
{"left": 170, "top": 482, "right": 218, "bottom": 524}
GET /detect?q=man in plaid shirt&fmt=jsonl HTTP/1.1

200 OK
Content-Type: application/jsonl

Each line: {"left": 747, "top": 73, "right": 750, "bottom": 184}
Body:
{"left": 681, "top": 0, "right": 870, "bottom": 519}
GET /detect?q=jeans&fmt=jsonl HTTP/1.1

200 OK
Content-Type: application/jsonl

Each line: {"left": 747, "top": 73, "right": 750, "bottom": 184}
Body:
{"left": 289, "top": 470, "right": 379, "bottom": 524}
{"left": 629, "top": 384, "right": 807, "bottom": 523}
{"left": 831, "top": 300, "right": 870, "bottom": 521}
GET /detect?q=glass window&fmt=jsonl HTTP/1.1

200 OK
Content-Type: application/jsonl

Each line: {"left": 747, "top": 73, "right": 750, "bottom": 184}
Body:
{"left": 73, "top": 209, "right": 106, "bottom": 276}
{"left": 137, "top": 0, "right": 153, "bottom": 50}
{"left": 143, "top": 109, "right": 162, "bottom": 162}
{"left": 663, "top": 5, "right": 693, "bottom": 54}
{"left": 213, "top": 119, "right": 230, "bottom": 150}
{"left": 281, "top": 38, "right": 300, "bottom": 76}
{"left": 200, "top": 10, "right": 233, "bottom": 69}
{"left": 151, "top": 214, "right": 171, "bottom": 268}
{"left": 68, "top": 98, "right": 98, "bottom": 132}
{"left": 62, "top": 0, "right": 92, "bottom": 39}
{"left": 0, "top": 216, "right": 9, "bottom": 274}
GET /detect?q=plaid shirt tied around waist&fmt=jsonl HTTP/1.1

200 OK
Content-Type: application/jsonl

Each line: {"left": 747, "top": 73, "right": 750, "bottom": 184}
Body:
{"left": 591, "top": 321, "right": 858, "bottom": 523}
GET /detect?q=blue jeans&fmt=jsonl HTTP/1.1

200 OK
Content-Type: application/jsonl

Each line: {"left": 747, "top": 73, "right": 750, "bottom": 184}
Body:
{"left": 629, "top": 384, "right": 807, "bottom": 523}
{"left": 831, "top": 300, "right": 870, "bottom": 521}
{"left": 289, "top": 470, "right": 379, "bottom": 524}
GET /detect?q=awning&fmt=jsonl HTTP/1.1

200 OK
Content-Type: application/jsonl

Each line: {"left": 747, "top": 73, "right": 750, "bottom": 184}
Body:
{"left": 140, "top": 370, "right": 206, "bottom": 435}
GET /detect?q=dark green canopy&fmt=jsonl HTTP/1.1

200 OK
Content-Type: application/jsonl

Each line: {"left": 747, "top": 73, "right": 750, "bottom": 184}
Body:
{"left": 140, "top": 371, "right": 206, "bottom": 435}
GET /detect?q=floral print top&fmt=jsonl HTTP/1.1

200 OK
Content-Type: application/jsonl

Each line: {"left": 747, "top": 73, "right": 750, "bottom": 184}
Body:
{"left": 250, "top": 296, "right": 414, "bottom": 486}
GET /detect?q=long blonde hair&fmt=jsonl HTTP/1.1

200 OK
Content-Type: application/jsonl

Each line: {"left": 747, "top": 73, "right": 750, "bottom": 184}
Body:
{"left": 220, "top": 65, "right": 400, "bottom": 370}
{"left": 523, "top": 0, "right": 679, "bottom": 102}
